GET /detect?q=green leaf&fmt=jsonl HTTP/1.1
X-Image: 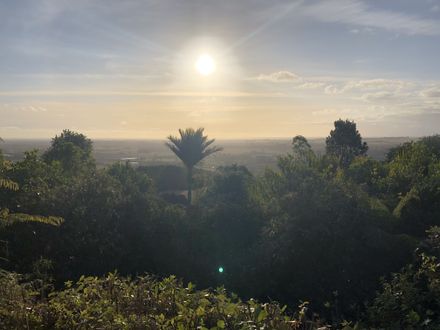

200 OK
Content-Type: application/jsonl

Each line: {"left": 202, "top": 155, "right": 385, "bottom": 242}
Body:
{"left": 196, "top": 306, "right": 205, "bottom": 316}
{"left": 217, "top": 320, "right": 225, "bottom": 328}
{"left": 257, "top": 309, "right": 268, "bottom": 322}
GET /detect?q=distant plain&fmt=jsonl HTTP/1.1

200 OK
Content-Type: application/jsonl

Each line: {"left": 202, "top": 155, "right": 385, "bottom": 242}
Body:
{"left": 1, "top": 137, "right": 411, "bottom": 173}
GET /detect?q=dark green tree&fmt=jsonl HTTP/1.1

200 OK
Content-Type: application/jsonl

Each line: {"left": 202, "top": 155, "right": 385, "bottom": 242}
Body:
{"left": 43, "top": 130, "right": 94, "bottom": 174}
{"left": 166, "top": 128, "right": 222, "bottom": 204}
{"left": 325, "top": 119, "right": 368, "bottom": 167}
{"left": 385, "top": 138, "right": 440, "bottom": 236}
{"left": 0, "top": 143, "right": 63, "bottom": 266}
{"left": 367, "top": 227, "right": 440, "bottom": 329}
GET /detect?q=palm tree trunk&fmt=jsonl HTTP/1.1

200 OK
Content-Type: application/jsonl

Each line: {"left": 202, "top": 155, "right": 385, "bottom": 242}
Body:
{"left": 187, "top": 166, "right": 193, "bottom": 204}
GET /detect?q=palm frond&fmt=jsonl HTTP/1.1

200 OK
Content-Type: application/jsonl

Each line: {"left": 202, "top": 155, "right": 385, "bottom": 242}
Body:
{"left": 0, "top": 208, "right": 64, "bottom": 227}
{"left": 0, "top": 179, "right": 19, "bottom": 191}
{"left": 165, "top": 128, "right": 222, "bottom": 168}
{"left": 202, "top": 146, "right": 223, "bottom": 158}
{"left": 202, "top": 138, "right": 215, "bottom": 149}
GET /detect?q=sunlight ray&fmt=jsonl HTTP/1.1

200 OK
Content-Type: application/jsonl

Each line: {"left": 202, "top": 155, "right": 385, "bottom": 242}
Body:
{"left": 222, "top": 0, "right": 303, "bottom": 55}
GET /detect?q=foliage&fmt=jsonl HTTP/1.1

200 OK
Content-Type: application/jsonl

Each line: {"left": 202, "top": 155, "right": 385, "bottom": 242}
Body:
{"left": 0, "top": 179, "right": 19, "bottom": 191}
{"left": 0, "top": 145, "right": 63, "bottom": 265}
{"left": 0, "top": 271, "right": 319, "bottom": 330}
{"left": 43, "top": 129, "right": 94, "bottom": 174}
{"left": 367, "top": 227, "right": 440, "bottom": 329}
{"left": 384, "top": 138, "right": 440, "bottom": 236}
{"left": 166, "top": 128, "right": 222, "bottom": 204}
{"left": 325, "top": 119, "right": 368, "bottom": 167}
{"left": 1, "top": 126, "right": 440, "bottom": 327}
{"left": 255, "top": 144, "right": 413, "bottom": 321}
{"left": 140, "top": 165, "right": 188, "bottom": 191}
{"left": 0, "top": 209, "right": 63, "bottom": 228}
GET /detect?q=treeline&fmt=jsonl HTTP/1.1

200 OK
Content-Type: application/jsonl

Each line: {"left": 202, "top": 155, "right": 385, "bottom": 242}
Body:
{"left": 1, "top": 119, "right": 440, "bottom": 328}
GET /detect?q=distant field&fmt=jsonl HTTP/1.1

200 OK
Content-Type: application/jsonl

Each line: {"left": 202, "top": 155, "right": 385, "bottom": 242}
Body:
{"left": 1, "top": 137, "right": 412, "bottom": 173}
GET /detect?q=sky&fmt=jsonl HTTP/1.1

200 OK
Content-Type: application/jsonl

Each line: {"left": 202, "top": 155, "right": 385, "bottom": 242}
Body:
{"left": 1, "top": 0, "right": 440, "bottom": 139}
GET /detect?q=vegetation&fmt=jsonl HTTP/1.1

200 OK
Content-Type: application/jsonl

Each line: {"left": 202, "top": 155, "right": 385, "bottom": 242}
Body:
{"left": 1, "top": 123, "right": 440, "bottom": 328}
{"left": 326, "top": 119, "right": 368, "bottom": 167}
{"left": 0, "top": 271, "right": 318, "bottom": 329}
{"left": 166, "top": 128, "right": 222, "bottom": 204}
{"left": 0, "top": 145, "right": 63, "bottom": 264}
{"left": 367, "top": 226, "right": 440, "bottom": 329}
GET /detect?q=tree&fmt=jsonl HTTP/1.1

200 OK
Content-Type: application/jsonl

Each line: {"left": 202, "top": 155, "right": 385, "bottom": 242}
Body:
{"left": 289, "top": 135, "right": 317, "bottom": 167}
{"left": 0, "top": 141, "right": 63, "bottom": 265}
{"left": 385, "top": 138, "right": 440, "bottom": 236}
{"left": 166, "top": 128, "right": 222, "bottom": 204}
{"left": 325, "top": 119, "right": 368, "bottom": 167}
{"left": 1, "top": 141, "right": 62, "bottom": 228}
{"left": 43, "top": 130, "right": 94, "bottom": 174}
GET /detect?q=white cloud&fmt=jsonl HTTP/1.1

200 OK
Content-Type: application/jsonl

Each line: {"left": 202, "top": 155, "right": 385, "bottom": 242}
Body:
{"left": 344, "top": 79, "right": 411, "bottom": 91}
{"left": 27, "top": 106, "right": 48, "bottom": 112}
{"left": 254, "top": 71, "right": 301, "bottom": 83}
{"left": 312, "top": 108, "right": 343, "bottom": 116}
{"left": 349, "top": 27, "right": 374, "bottom": 34}
{"left": 359, "top": 91, "right": 396, "bottom": 102}
{"left": 297, "top": 82, "right": 325, "bottom": 89}
{"left": 302, "top": 0, "right": 440, "bottom": 36}
{"left": 324, "top": 85, "right": 341, "bottom": 94}
{"left": 323, "top": 79, "right": 412, "bottom": 95}
{"left": 420, "top": 86, "right": 440, "bottom": 98}
{"left": 1, "top": 104, "right": 48, "bottom": 113}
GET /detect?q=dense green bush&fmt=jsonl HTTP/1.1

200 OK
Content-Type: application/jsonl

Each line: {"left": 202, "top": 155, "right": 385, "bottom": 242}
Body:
{"left": 367, "top": 227, "right": 440, "bottom": 329}
{"left": 0, "top": 271, "right": 318, "bottom": 330}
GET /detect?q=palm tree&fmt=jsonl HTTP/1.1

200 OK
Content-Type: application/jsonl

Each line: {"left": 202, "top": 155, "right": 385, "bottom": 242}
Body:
{"left": 166, "top": 128, "right": 222, "bottom": 204}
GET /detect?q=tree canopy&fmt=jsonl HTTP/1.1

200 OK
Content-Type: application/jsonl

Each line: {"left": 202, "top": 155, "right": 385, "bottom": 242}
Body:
{"left": 326, "top": 119, "right": 368, "bottom": 167}
{"left": 1, "top": 124, "right": 440, "bottom": 328}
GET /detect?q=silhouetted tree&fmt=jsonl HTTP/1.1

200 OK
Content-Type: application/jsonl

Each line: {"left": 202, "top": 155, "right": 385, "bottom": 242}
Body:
{"left": 166, "top": 128, "right": 222, "bottom": 204}
{"left": 325, "top": 119, "right": 368, "bottom": 167}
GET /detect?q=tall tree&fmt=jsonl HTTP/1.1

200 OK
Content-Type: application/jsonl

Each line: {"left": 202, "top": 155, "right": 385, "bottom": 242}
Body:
{"left": 43, "top": 130, "right": 94, "bottom": 174}
{"left": 166, "top": 128, "right": 222, "bottom": 204}
{"left": 325, "top": 119, "right": 368, "bottom": 167}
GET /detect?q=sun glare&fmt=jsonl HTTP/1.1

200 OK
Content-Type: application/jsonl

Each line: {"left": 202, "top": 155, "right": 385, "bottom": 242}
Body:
{"left": 195, "top": 54, "right": 216, "bottom": 76}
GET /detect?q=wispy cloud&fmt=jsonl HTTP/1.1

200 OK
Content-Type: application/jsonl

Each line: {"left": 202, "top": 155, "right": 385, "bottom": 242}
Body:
{"left": 420, "top": 86, "right": 440, "bottom": 98}
{"left": 346, "top": 79, "right": 411, "bottom": 90}
{"left": 302, "top": 0, "right": 440, "bottom": 36}
{"left": 359, "top": 91, "right": 398, "bottom": 102}
{"left": 297, "top": 82, "right": 325, "bottom": 89}
{"left": 6, "top": 73, "right": 166, "bottom": 80}
{"left": 323, "top": 78, "right": 412, "bottom": 95}
{"left": 324, "top": 85, "right": 341, "bottom": 95}
{"left": 0, "top": 90, "right": 287, "bottom": 98}
{"left": 251, "top": 71, "right": 301, "bottom": 83}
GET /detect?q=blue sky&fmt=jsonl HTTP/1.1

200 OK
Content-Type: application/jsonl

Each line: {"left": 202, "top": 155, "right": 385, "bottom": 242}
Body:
{"left": 1, "top": 0, "right": 440, "bottom": 138}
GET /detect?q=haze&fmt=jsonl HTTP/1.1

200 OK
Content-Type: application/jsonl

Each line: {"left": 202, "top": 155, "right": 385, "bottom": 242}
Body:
{"left": 1, "top": 0, "right": 440, "bottom": 139}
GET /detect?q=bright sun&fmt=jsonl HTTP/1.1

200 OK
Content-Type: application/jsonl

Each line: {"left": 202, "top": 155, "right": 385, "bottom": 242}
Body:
{"left": 195, "top": 54, "right": 216, "bottom": 76}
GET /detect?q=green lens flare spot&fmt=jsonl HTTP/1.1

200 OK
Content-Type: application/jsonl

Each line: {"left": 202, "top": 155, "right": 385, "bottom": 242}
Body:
{"left": 218, "top": 267, "right": 224, "bottom": 273}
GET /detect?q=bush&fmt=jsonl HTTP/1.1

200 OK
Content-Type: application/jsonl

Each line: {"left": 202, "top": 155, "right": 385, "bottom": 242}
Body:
{"left": 0, "top": 271, "right": 320, "bottom": 329}
{"left": 367, "top": 227, "right": 440, "bottom": 329}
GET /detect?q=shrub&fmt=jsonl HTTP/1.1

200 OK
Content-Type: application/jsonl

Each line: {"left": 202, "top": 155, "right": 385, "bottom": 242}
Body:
{"left": 0, "top": 271, "right": 320, "bottom": 329}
